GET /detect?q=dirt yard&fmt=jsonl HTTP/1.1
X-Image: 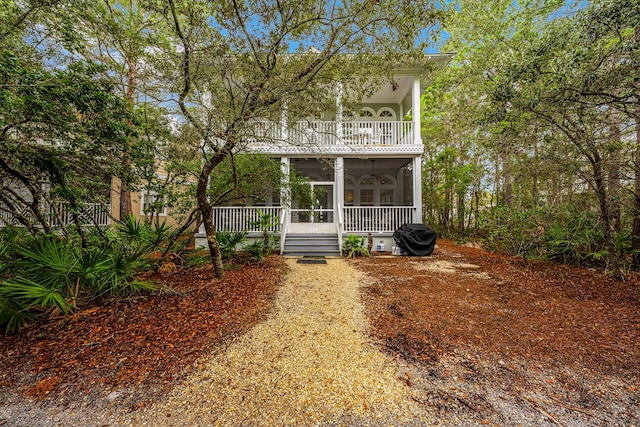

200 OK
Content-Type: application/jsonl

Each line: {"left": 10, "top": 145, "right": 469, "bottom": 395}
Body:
{"left": 353, "top": 239, "right": 640, "bottom": 426}
{"left": 0, "top": 240, "right": 638, "bottom": 426}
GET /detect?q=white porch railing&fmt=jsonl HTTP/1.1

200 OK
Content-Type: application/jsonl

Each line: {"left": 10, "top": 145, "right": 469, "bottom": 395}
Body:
{"left": 49, "top": 203, "right": 111, "bottom": 227}
{"left": 343, "top": 206, "right": 414, "bottom": 233}
{"left": 342, "top": 121, "right": 413, "bottom": 146}
{"left": 212, "top": 206, "right": 281, "bottom": 233}
{"left": 0, "top": 202, "right": 111, "bottom": 228}
{"left": 289, "top": 121, "right": 338, "bottom": 146}
{"left": 336, "top": 202, "right": 344, "bottom": 255}
{"left": 253, "top": 120, "right": 415, "bottom": 147}
{"left": 210, "top": 206, "right": 414, "bottom": 235}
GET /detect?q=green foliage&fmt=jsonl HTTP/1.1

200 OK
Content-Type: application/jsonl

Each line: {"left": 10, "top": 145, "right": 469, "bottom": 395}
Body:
{"left": 478, "top": 206, "right": 631, "bottom": 267}
{"left": 250, "top": 210, "right": 279, "bottom": 254}
{"left": 184, "top": 248, "right": 211, "bottom": 268}
{"left": 243, "top": 240, "right": 267, "bottom": 262}
{"left": 480, "top": 207, "right": 547, "bottom": 261}
{"left": 208, "top": 155, "right": 283, "bottom": 206}
{"left": 0, "top": 224, "right": 166, "bottom": 334}
{"left": 542, "top": 211, "right": 606, "bottom": 265}
{"left": 0, "top": 48, "right": 135, "bottom": 233}
{"left": 216, "top": 230, "right": 248, "bottom": 259}
{"left": 342, "top": 235, "right": 370, "bottom": 258}
{"left": 0, "top": 296, "right": 31, "bottom": 335}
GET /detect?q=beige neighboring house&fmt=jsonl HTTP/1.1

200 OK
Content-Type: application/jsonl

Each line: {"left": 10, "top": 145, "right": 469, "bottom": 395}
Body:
{"left": 0, "top": 168, "right": 189, "bottom": 230}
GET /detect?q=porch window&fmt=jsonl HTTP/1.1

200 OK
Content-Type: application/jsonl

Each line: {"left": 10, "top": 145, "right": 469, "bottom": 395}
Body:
{"left": 360, "top": 189, "right": 374, "bottom": 206}
{"left": 380, "top": 189, "right": 394, "bottom": 206}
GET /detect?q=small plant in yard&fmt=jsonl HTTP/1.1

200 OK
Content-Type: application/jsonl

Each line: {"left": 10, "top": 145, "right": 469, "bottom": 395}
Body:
{"left": 244, "top": 240, "right": 268, "bottom": 262}
{"left": 216, "top": 230, "right": 248, "bottom": 259}
{"left": 250, "top": 210, "right": 279, "bottom": 255}
{"left": 342, "top": 235, "right": 370, "bottom": 258}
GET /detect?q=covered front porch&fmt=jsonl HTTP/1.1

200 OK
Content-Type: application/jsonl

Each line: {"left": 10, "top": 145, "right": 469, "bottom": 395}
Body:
{"left": 197, "top": 156, "right": 422, "bottom": 254}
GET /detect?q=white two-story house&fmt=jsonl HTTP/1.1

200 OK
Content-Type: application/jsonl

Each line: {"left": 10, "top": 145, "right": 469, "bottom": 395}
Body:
{"left": 196, "top": 54, "right": 452, "bottom": 256}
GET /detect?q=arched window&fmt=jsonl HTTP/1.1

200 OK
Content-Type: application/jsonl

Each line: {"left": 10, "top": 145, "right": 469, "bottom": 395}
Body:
{"left": 355, "top": 174, "right": 396, "bottom": 206}
{"left": 358, "top": 108, "right": 375, "bottom": 118}
{"left": 377, "top": 108, "right": 396, "bottom": 119}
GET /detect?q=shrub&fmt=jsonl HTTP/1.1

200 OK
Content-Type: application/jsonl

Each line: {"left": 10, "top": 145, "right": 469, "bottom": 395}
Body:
{"left": 342, "top": 235, "right": 370, "bottom": 258}
{"left": 542, "top": 209, "right": 605, "bottom": 265}
{"left": 0, "top": 230, "right": 156, "bottom": 334}
{"left": 216, "top": 230, "right": 248, "bottom": 259}
{"left": 244, "top": 240, "right": 267, "bottom": 262}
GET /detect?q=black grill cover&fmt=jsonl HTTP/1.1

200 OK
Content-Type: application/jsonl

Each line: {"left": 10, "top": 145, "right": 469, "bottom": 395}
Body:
{"left": 393, "top": 224, "right": 436, "bottom": 256}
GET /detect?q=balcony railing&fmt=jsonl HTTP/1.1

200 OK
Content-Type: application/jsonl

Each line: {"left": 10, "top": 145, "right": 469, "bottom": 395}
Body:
{"left": 249, "top": 120, "right": 415, "bottom": 147}
{"left": 341, "top": 121, "right": 413, "bottom": 146}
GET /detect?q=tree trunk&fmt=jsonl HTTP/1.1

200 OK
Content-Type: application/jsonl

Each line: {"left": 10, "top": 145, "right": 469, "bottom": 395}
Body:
{"left": 608, "top": 115, "right": 621, "bottom": 234}
{"left": 457, "top": 190, "right": 465, "bottom": 237}
{"left": 532, "top": 137, "right": 539, "bottom": 206}
{"left": 591, "top": 151, "right": 622, "bottom": 280}
{"left": 119, "top": 58, "right": 137, "bottom": 220}
{"left": 501, "top": 150, "right": 512, "bottom": 206}
{"left": 119, "top": 181, "right": 132, "bottom": 219}
{"left": 632, "top": 108, "right": 640, "bottom": 269}
{"left": 197, "top": 156, "right": 226, "bottom": 279}
{"left": 632, "top": 30, "right": 640, "bottom": 269}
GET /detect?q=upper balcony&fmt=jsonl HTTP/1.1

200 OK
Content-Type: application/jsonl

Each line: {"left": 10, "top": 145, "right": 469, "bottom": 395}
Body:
{"left": 246, "top": 119, "right": 423, "bottom": 156}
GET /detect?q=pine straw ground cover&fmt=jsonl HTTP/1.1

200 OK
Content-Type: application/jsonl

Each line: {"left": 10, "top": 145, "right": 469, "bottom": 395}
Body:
{"left": 0, "top": 241, "right": 638, "bottom": 426}
{"left": 353, "top": 239, "right": 640, "bottom": 426}
{"left": 0, "top": 257, "right": 286, "bottom": 419}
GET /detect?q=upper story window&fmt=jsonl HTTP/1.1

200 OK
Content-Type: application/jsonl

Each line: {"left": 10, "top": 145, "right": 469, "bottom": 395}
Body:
{"left": 377, "top": 108, "right": 396, "bottom": 119}
{"left": 358, "top": 108, "right": 375, "bottom": 118}
{"left": 141, "top": 191, "right": 167, "bottom": 217}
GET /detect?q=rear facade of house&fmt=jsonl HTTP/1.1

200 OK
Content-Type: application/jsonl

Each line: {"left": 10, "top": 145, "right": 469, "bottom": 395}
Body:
{"left": 197, "top": 56, "right": 451, "bottom": 256}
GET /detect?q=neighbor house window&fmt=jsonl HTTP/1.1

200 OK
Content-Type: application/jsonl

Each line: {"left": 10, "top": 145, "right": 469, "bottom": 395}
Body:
{"left": 141, "top": 191, "right": 167, "bottom": 216}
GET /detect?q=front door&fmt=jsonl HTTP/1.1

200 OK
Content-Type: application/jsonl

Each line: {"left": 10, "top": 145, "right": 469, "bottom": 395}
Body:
{"left": 290, "top": 182, "right": 335, "bottom": 233}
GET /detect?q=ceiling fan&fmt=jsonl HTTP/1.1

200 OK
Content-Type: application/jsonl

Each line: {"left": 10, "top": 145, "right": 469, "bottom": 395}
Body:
{"left": 369, "top": 159, "right": 379, "bottom": 181}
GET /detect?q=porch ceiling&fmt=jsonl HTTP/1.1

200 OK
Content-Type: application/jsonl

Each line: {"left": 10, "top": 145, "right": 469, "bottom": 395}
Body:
{"left": 362, "top": 75, "right": 413, "bottom": 105}
{"left": 344, "top": 158, "right": 412, "bottom": 173}
{"left": 361, "top": 54, "right": 455, "bottom": 106}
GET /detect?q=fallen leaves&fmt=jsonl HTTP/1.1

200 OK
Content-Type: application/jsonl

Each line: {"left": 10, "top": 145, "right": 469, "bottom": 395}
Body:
{"left": 353, "top": 239, "right": 640, "bottom": 425}
{"left": 0, "top": 256, "right": 285, "bottom": 407}
{"left": 356, "top": 240, "right": 640, "bottom": 376}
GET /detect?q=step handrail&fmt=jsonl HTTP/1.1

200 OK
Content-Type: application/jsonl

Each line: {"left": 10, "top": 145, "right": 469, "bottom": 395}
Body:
{"left": 280, "top": 207, "right": 288, "bottom": 255}
{"left": 336, "top": 202, "right": 343, "bottom": 255}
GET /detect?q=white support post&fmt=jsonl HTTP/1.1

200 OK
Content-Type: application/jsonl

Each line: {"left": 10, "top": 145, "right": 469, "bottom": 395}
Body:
{"left": 280, "top": 157, "right": 290, "bottom": 208}
{"left": 280, "top": 101, "right": 288, "bottom": 143}
{"left": 413, "top": 156, "right": 423, "bottom": 224}
{"left": 336, "top": 82, "right": 343, "bottom": 141}
{"left": 336, "top": 157, "right": 344, "bottom": 209}
{"left": 412, "top": 74, "right": 421, "bottom": 145}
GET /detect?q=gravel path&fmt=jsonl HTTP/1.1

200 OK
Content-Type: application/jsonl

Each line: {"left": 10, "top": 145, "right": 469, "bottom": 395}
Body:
{"left": 126, "top": 258, "right": 429, "bottom": 426}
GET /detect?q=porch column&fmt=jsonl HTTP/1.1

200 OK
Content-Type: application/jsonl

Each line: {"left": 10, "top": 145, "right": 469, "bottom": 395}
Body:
{"left": 336, "top": 82, "right": 343, "bottom": 141}
{"left": 335, "top": 157, "right": 344, "bottom": 210}
{"left": 412, "top": 74, "right": 421, "bottom": 145}
{"left": 413, "top": 156, "right": 423, "bottom": 223}
{"left": 280, "top": 101, "right": 288, "bottom": 142}
{"left": 280, "top": 157, "right": 290, "bottom": 209}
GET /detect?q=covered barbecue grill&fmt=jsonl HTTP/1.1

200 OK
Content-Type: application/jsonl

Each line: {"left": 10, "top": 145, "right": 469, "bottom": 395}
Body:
{"left": 393, "top": 224, "right": 436, "bottom": 256}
